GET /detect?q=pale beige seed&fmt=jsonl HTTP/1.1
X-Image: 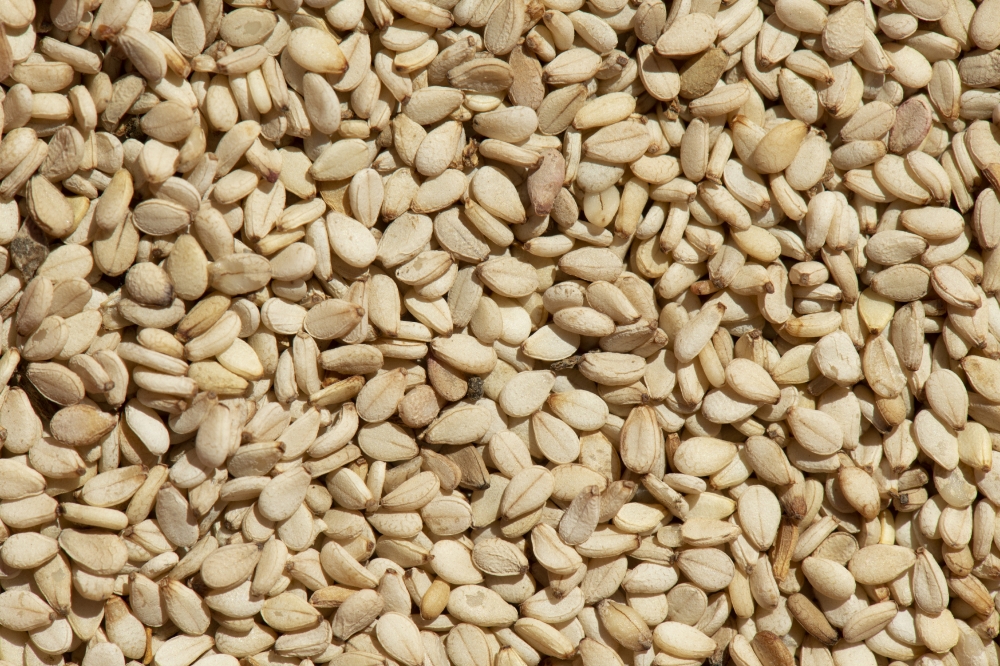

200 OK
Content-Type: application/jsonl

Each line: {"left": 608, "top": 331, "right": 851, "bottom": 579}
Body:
{"left": 922, "top": 369, "right": 968, "bottom": 432}
{"left": 849, "top": 545, "right": 916, "bottom": 585}
{"left": 652, "top": 621, "right": 715, "bottom": 659}
{"left": 842, "top": 601, "right": 897, "bottom": 642}
{"left": 26, "top": 362, "right": 85, "bottom": 406}
{"left": 752, "top": 121, "right": 808, "bottom": 173}
{"left": 913, "top": 409, "right": 960, "bottom": 470}
{"left": 838, "top": 466, "right": 881, "bottom": 520}
{"left": 960, "top": 356, "right": 1000, "bottom": 402}
{"left": 547, "top": 390, "right": 608, "bottom": 432}
{"left": 381, "top": 471, "right": 440, "bottom": 511}
{"left": 498, "top": 370, "right": 555, "bottom": 418}
{"left": 673, "top": 303, "right": 726, "bottom": 363}
{"left": 619, "top": 405, "right": 662, "bottom": 474}
{"left": 261, "top": 592, "right": 321, "bottom": 632}
{"left": 558, "top": 485, "right": 601, "bottom": 546}
{"left": 802, "top": 557, "right": 855, "bottom": 600}
{"left": 672, "top": 437, "right": 737, "bottom": 476}
{"left": 50, "top": 404, "right": 117, "bottom": 447}
{"left": 737, "top": 485, "right": 781, "bottom": 550}
{"left": 0, "top": 590, "right": 57, "bottom": 631}
{"left": 911, "top": 548, "right": 949, "bottom": 614}
{"left": 448, "top": 585, "right": 518, "bottom": 627}
{"left": 501, "top": 466, "right": 554, "bottom": 519}
{"left": 531, "top": 522, "right": 583, "bottom": 575}
{"left": 58, "top": 529, "right": 127, "bottom": 576}
{"left": 597, "top": 600, "right": 653, "bottom": 651}
{"left": 725, "top": 358, "right": 781, "bottom": 404}
{"left": 577, "top": 352, "right": 646, "bottom": 386}
{"left": 675, "top": 548, "right": 735, "bottom": 591}
{"left": 201, "top": 543, "right": 262, "bottom": 589}
{"left": 786, "top": 407, "right": 844, "bottom": 456}
{"left": 476, "top": 257, "right": 538, "bottom": 298}
{"left": 258, "top": 467, "right": 311, "bottom": 522}
{"left": 375, "top": 613, "right": 425, "bottom": 666}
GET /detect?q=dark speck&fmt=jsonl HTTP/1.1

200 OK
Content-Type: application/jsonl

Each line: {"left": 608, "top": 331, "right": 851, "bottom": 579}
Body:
{"left": 465, "top": 376, "right": 484, "bottom": 401}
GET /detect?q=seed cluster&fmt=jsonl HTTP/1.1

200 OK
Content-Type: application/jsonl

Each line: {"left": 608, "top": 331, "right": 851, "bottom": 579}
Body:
{"left": 0, "top": 0, "right": 998, "bottom": 665}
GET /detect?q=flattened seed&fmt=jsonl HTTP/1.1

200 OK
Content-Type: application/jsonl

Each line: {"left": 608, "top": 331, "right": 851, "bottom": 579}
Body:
{"left": 849, "top": 545, "right": 917, "bottom": 584}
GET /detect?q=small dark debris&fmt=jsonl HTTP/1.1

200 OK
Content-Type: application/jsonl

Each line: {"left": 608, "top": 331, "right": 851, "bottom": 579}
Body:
{"left": 320, "top": 374, "right": 343, "bottom": 388}
{"left": 101, "top": 272, "right": 126, "bottom": 291}
{"left": 10, "top": 220, "right": 48, "bottom": 280}
{"left": 148, "top": 241, "right": 172, "bottom": 263}
{"left": 549, "top": 355, "right": 581, "bottom": 372}
{"left": 465, "top": 376, "right": 484, "bottom": 401}
{"left": 298, "top": 290, "right": 327, "bottom": 309}
{"left": 115, "top": 116, "right": 147, "bottom": 142}
{"left": 189, "top": 576, "right": 210, "bottom": 596}
{"left": 130, "top": 190, "right": 144, "bottom": 209}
